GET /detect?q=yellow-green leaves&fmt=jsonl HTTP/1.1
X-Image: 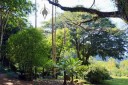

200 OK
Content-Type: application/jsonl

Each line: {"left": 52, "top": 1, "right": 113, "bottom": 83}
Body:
{"left": 7, "top": 28, "right": 49, "bottom": 70}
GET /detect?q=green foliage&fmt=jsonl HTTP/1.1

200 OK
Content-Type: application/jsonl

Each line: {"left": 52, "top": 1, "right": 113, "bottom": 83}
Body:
{"left": 47, "top": 28, "right": 72, "bottom": 58}
{"left": 106, "top": 58, "right": 118, "bottom": 75}
{"left": 95, "top": 59, "right": 120, "bottom": 76}
{"left": 42, "top": 59, "right": 54, "bottom": 70}
{"left": 58, "top": 56, "right": 82, "bottom": 72}
{"left": 120, "top": 60, "right": 128, "bottom": 76}
{"left": 86, "top": 64, "right": 111, "bottom": 84}
{"left": 57, "top": 56, "right": 82, "bottom": 83}
{"left": 43, "top": 12, "right": 127, "bottom": 65}
{"left": 0, "top": 0, "right": 34, "bottom": 65}
{"left": 43, "top": 12, "right": 115, "bottom": 29}
{"left": 7, "top": 28, "right": 49, "bottom": 79}
{"left": 75, "top": 65, "right": 88, "bottom": 79}
{"left": 0, "top": 0, "right": 33, "bottom": 28}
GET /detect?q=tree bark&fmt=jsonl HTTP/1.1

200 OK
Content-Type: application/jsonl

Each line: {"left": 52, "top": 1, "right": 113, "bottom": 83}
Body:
{"left": 0, "top": 12, "right": 2, "bottom": 60}
{"left": 75, "top": 38, "right": 81, "bottom": 60}
{"left": 71, "top": 73, "right": 73, "bottom": 84}
{"left": 81, "top": 55, "right": 90, "bottom": 65}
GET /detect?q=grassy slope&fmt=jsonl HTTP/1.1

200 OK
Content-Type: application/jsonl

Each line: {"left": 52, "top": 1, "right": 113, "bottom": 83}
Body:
{"left": 103, "top": 76, "right": 128, "bottom": 85}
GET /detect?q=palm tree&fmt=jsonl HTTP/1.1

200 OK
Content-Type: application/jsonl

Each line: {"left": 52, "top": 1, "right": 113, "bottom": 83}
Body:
{"left": 58, "top": 57, "right": 82, "bottom": 85}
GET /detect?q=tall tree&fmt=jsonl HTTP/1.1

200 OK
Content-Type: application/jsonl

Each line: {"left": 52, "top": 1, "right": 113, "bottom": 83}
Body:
{"left": 43, "top": 12, "right": 127, "bottom": 65}
{"left": 80, "top": 28, "right": 127, "bottom": 64}
{"left": 47, "top": 28, "right": 72, "bottom": 59}
{"left": 0, "top": 0, "right": 33, "bottom": 61}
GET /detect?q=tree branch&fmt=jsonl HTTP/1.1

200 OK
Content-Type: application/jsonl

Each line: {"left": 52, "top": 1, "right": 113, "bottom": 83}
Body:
{"left": 90, "top": 0, "right": 95, "bottom": 8}
{"left": 63, "top": 15, "right": 99, "bottom": 31}
{"left": 77, "top": 16, "right": 99, "bottom": 26}
{"left": 64, "top": 17, "right": 93, "bottom": 31}
{"left": 48, "top": 0, "right": 121, "bottom": 18}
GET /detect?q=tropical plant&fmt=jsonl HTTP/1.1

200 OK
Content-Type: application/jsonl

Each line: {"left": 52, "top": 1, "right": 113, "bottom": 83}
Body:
{"left": 57, "top": 55, "right": 82, "bottom": 85}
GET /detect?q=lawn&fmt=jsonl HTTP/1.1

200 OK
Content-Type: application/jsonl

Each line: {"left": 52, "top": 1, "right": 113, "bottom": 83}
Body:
{"left": 103, "top": 76, "right": 128, "bottom": 85}
{"left": 83, "top": 76, "right": 128, "bottom": 85}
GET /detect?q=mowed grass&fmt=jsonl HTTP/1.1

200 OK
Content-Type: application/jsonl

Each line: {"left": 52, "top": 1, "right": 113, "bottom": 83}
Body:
{"left": 103, "top": 76, "right": 128, "bottom": 85}
{"left": 83, "top": 76, "right": 128, "bottom": 85}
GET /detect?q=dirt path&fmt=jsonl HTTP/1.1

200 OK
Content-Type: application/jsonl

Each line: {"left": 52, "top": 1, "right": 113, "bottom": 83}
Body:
{"left": 0, "top": 73, "right": 32, "bottom": 85}
{"left": 0, "top": 73, "right": 72, "bottom": 85}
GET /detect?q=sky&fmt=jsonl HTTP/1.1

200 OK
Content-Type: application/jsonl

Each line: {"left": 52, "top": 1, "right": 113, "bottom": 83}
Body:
{"left": 28, "top": 0, "right": 128, "bottom": 29}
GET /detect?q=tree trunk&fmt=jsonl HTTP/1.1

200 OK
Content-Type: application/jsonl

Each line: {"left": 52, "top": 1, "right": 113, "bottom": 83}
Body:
{"left": 42, "top": 67, "right": 45, "bottom": 78}
{"left": 63, "top": 70, "right": 67, "bottom": 85}
{"left": 82, "top": 55, "right": 90, "bottom": 65}
{"left": 0, "top": 13, "right": 3, "bottom": 61}
{"left": 71, "top": 73, "right": 74, "bottom": 84}
{"left": 75, "top": 38, "right": 81, "bottom": 60}
{"left": 34, "top": 66, "right": 37, "bottom": 79}
{"left": 117, "top": 0, "right": 128, "bottom": 22}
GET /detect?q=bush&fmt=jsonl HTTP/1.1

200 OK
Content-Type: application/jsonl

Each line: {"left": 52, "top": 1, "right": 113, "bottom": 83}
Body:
{"left": 85, "top": 64, "right": 111, "bottom": 84}
{"left": 76, "top": 65, "right": 88, "bottom": 79}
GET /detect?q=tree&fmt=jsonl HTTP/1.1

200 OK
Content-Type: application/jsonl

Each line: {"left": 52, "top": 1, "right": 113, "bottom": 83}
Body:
{"left": 0, "top": 25, "right": 20, "bottom": 68}
{"left": 47, "top": 28, "right": 72, "bottom": 59}
{"left": 44, "top": 12, "right": 127, "bottom": 65}
{"left": 81, "top": 28, "right": 127, "bottom": 64}
{"left": 48, "top": 0, "right": 128, "bottom": 23}
{"left": 0, "top": 0, "right": 33, "bottom": 61}
{"left": 7, "top": 28, "right": 49, "bottom": 80}
{"left": 43, "top": 12, "right": 115, "bottom": 31}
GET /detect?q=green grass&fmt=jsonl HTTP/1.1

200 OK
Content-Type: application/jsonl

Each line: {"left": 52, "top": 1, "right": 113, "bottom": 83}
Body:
{"left": 103, "top": 76, "right": 128, "bottom": 85}
{"left": 82, "top": 76, "right": 128, "bottom": 85}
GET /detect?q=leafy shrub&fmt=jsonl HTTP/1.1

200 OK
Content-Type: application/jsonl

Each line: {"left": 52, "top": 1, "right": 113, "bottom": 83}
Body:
{"left": 85, "top": 64, "right": 111, "bottom": 84}
{"left": 76, "top": 65, "right": 88, "bottom": 79}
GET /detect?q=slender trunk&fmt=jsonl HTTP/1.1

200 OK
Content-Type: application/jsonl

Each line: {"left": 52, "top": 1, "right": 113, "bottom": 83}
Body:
{"left": 0, "top": 24, "right": 4, "bottom": 64}
{"left": 0, "top": 10, "right": 9, "bottom": 64}
{"left": 75, "top": 38, "right": 81, "bottom": 60}
{"left": 0, "top": 13, "right": 2, "bottom": 61}
{"left": 34, "top": 66, "right": 37, "bottom": 79}
{"left": 52, "top": 0, "right": 56, "bottom": 78}
{"left": 63, "top": 70, "right": 67, "bottom": 85}
{"left": 82, "top": 55, "right": 90, "bottom": 65}
{"left": 42, "top": 67, "right": 45, "bottom": 78}
{"left": 71, "top": 73, "right": 73, "bottom": 84}
{"left": 76, "top": 74, "right": 78, "bottom": 79}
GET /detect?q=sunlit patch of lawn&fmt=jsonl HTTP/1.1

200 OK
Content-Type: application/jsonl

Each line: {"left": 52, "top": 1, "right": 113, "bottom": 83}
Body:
{"left": 103, "top": 76, "right": 128, "bottom": 85}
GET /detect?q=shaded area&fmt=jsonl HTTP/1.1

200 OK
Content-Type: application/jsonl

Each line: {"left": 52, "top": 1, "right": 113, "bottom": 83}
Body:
{"left": 33, "top": 79, "right": 64, "bottom": 85}
{"left": 0, "top": 74, "right": 32, "bottom": 85}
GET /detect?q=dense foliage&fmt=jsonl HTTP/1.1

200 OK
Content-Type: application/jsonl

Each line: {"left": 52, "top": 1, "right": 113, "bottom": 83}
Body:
{"left": 7, "top": 28, "right": 49, "bottom": 80}
{"left": 0, "top": 0, "right": 34, "bottom": 67}
{"left": 44, "top": 12, "right": 127, "bottom": 65}
{"left": 85, "top": 64, "right": 111, "bottom": 84}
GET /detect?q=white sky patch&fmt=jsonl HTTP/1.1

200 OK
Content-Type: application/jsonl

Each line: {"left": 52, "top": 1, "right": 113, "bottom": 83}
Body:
{"left": 28, "top": 0, "right": 127, "bottom": 29}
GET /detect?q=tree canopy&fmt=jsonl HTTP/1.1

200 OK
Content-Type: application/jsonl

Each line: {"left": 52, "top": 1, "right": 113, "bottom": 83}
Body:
{"left": 43, "top": 12, "right": 127, "bottom": 64}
